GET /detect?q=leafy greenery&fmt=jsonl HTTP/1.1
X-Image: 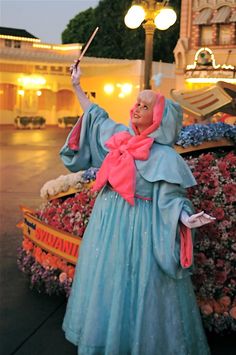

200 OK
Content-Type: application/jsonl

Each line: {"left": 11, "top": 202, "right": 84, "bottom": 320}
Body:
{"left": 62, "top": 0, "right": 181, "bottom": 62}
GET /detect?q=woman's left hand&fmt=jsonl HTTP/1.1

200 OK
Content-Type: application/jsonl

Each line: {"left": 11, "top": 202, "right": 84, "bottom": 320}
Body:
{"left": 180, "top": 210, "right": 216, "bottom": 229}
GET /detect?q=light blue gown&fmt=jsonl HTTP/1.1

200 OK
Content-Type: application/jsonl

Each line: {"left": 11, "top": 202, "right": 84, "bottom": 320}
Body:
{"left": 60, "top": 102, "right": 210, "bottom": 355}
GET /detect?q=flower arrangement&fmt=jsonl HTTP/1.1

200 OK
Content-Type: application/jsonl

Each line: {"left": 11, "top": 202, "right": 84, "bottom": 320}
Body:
{"left": 18, "top": 168, "right": 98, "bottom": 297}
{"left": 17, "top": 127, "right": 236, "bottom": 333}
{"left": 17, "top": 241, "right": 73, "bottom": 297}
{"left": 176, "top": 122, "right": 236, "bottom": 147}
{"left": 40, "top": 167, "right": 99, "bottom": 199}
{"left": 185, "top": 150, "right": 236, "bottom": 333}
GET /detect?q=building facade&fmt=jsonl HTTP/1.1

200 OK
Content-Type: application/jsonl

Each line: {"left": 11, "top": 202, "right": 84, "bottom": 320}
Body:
{"left": 174, "top": 0, "right": 236, "bottom": 90}
{"left": 0, "top": 27, "right": 176, "bottom": 125}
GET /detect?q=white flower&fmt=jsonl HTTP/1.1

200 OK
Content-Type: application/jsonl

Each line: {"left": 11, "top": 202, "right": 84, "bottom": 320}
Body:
{"left": 40, "top": 171, "right": 86, "bottom": 199}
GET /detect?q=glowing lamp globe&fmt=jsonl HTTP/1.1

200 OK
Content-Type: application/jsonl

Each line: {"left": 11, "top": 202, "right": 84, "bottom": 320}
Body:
{"left": 104, "top": 84, "right": 114, "bottom": 95}
{"left": 154, "top": 8, "right": 177, "bottom": 30}
{"left": 121, "top": 83, "right": 133, "bottom": 95}
{"left": 124, "top": 5, "right": 145, "bottom": 29}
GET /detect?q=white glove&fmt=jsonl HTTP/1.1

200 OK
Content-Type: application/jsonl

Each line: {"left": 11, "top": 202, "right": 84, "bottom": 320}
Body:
{"left": 180, "top": 210, "right": 216, "bottom": 229}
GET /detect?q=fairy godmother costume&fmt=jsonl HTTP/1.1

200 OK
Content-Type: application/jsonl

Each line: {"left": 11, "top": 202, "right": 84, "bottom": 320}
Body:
{"left": 60, "top": 94, "right": 210, "bottom": 355}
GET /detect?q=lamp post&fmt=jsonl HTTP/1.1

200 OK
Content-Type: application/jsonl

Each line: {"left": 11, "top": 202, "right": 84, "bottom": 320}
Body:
{"left": 124, "top": 1, "right": 177, "bottom": 89}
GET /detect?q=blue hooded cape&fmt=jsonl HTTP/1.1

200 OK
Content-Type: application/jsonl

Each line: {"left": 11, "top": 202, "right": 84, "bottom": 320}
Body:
{"left": 60, "top": 101, "right": 196, "bottom": 279}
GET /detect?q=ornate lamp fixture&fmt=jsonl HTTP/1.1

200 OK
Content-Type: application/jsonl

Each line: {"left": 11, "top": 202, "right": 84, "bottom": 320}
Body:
{"left": 124, "top": 0, "right": 177, "bottom": 89}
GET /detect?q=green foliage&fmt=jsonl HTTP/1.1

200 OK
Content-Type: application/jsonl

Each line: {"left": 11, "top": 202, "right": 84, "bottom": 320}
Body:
{"left": 61, "top": 0, "right": 181, "bottom": 62}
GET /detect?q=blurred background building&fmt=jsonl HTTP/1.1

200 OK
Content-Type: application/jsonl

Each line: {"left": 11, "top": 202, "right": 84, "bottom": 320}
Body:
{"left": 174, "top": 0, "right": 236, "bottom": 90}
{"left": 0, "top": 26, "right": 176, "bottom": 125}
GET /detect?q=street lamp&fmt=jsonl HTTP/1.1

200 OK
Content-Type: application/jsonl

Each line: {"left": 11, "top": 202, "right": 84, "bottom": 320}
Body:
{"left": 124, "top": 1, "right": 177, "bottom": 89}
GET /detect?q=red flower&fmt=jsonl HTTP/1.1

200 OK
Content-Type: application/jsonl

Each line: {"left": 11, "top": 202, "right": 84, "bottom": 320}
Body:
{"left": 216, "top": 259, "right": 225, "bottom": 268}
{"left": 219, "top": 296, "right": 231, "bottom": 308}
{"left": 195, "top": 252, "right": 207, "bottom": 264}
{"left": 201, "top": 304, "right": 213, "bottom": 315}
{"left": 200, "top": 200, "right": 215, "bottom": 212}
{"left": 67, "top": 266, "right": 75, "bottom": 279}
{"left": 218, "top": 161, "right": 231, "bottom": 179}
{"left": 215, "top": 271, "right": 227, "bottom": 284}
{"left": 213, "top": 207, "right": 225, "bottom": 221}
{"left": 224, "top": 152, "right": 236, "bottom": 165}
{"left": 22, "top": 238, "right": 34, "bottom": 252}
{"left": 229, "top": 307, "right": 236, "bottom": 319}
{"left": 223, "top": 184, "right": 236, "bottom": 203}
{"left": 198, "top": 171, "right": 212, "bottom": 184}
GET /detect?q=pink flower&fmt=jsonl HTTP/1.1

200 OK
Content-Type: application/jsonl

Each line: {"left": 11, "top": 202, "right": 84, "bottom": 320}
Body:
{"left": 212, "top": 300, "right": 225, "bottom": 314}
{"left": 201, "top": 304, "right": 213, "bottom": 315}
{"left": 229, "top": 307, "right": 236, "bottom": 319}
{"left": 59, "top": 272, "right": 67, "bottom": 283}
{"left": 219, "top": 296, "right": 231, "bottom": 308}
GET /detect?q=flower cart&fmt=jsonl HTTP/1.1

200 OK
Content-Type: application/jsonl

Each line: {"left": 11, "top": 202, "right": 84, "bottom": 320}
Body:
{"left": 17, "top": 122, "right": 236, "bottom": 334}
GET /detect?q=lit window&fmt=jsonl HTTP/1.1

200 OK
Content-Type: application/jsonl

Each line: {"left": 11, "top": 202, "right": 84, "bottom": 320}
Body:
{"left": 50, "top": 66, "right": 63, "bottom": 72}
{"left": 218, "top": 24, "right": 231, "bottom": 45}
{"left": 200, "top": 25, "right": 213, "bottom": 46}
{"left": 5, "top": 39, "right": 12, "bottom": 47}
{"left": 14, "top": 41, "right": 21, "bottom": 48}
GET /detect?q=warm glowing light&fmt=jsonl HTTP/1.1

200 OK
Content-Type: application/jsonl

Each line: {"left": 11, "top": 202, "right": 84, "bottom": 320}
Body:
{"left": 36, "top": 90, "right": 42, "bottom": 96}
{"left": 104, "top": 84, "right": 114, "bottom": 95}
{"left": 221, "top": 64, "right": 234, "bottom": 70}
{"left": 0, "top": 34, "right": 40, "bottom": 42}
{"left": 18, "top": 90, "right": 25, "bottom": 96}
{"left": 116, "top": 83, "right": 133, "bottom": 96}
{"left": 18, "top": 76, "right": 46, "bottom": 88}
{"left": 154, "top": 8, "right": 177, "bottom": 30}
{"left": 186, "top": 47, "right": 221, "bottom": 70}
{"left": 124, "top": 5, "right": 145, "bottom": 29}
{"left": 52, "top": 45, "right": 82, "bottom": 51}
{"left": 33, "top": 44, "right": 51, "bottom": 49}
{"left": 121, "top": 83, "right": 133, "bottom": 94}
{"left": 186, "top": 78, "right": 236, "bottom": 84}
{"left": 33, "top": 44, "right": 82, "bottom": 51}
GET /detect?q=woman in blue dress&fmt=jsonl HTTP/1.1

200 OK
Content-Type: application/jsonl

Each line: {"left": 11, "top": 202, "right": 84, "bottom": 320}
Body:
{"left": 60, "top": 63, "right": 215, "bottom": 355}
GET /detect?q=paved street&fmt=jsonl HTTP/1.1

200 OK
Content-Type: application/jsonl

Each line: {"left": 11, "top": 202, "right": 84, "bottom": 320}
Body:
{"left": 0, "top": 125, "right": 76, "bottom": 355}
{"left": 0, "top": 125, "right": 235, "bottom": 355}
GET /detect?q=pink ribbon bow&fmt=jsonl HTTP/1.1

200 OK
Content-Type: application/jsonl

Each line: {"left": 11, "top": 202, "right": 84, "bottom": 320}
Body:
{"left": 92, "top": 131, "right": 154, "bottom": 205}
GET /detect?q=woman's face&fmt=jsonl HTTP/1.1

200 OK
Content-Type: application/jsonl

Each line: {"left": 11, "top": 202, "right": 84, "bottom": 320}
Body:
{"left": 131, "top": 91, "right": 156, "bottom": 133}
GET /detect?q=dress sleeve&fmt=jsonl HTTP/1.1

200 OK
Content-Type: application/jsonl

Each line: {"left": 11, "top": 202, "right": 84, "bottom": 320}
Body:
{"left": 151, "top": 181, "right": 195, "bottom": 279}
{"left": 60, "top": 104, "right": 127, "bottom": 172}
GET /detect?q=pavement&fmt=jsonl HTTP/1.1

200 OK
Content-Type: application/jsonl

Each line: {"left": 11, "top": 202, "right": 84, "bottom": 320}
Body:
{"left": 0, "top": 125, "right": 235, "bottom": 355}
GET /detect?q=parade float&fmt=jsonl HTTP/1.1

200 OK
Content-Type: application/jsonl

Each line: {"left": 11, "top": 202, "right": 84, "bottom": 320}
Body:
{"left": 17, "top": 82, "right": 236, "bottom": 334}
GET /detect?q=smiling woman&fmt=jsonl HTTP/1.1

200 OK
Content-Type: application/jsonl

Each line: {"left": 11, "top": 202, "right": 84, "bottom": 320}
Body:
{"left": 56, "top": 62, "right": 217, "bottom": 355}
{"left": 131, "top": 90, "right": 156, "bottom": 133}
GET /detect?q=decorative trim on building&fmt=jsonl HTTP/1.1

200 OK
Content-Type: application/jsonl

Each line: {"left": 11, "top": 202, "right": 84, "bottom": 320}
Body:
{"left": 193, "top": 0, "right": 236, "bottom": 11}
{"left": 211, "top": 6, "right": 232, "bottom": 23}
{"left": 185, "top": 47, "right": 236, "bottom": 83}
